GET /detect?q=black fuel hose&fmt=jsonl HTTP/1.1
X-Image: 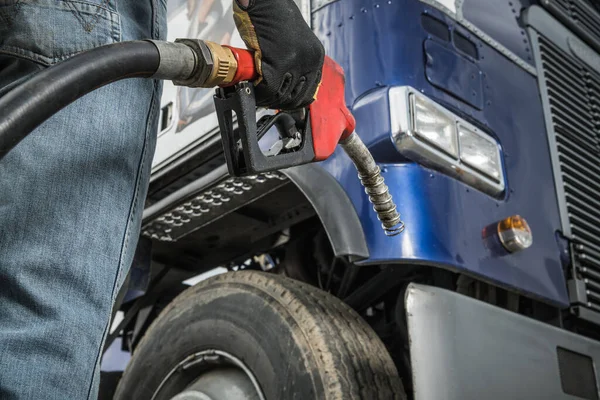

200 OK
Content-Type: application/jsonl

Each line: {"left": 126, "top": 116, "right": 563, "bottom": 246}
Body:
{"left": 0, "top": 40, "right": 163, "bottom": 159}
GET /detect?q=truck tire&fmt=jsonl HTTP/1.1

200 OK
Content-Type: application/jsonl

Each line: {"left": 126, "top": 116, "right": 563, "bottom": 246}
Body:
{"left": 113, "top": 270, "right": 406, "bottom": 400}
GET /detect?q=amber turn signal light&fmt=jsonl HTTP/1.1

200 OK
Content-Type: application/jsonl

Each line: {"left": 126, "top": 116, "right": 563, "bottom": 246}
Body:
{"left": 497, "top": 215, "right": 533, "bottom": 253}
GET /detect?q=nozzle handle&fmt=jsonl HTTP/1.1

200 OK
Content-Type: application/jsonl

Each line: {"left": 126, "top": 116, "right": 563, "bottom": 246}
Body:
{"left": 309, "top": 56, "right": 356, "bottom": 160}
{"left": 222, "top": 50, "right": 356, "bottom": 163}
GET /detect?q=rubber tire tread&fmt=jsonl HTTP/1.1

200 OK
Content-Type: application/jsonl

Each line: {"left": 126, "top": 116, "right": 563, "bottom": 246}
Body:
{"left": 114, "top": 271, "right": 406, "bottom": 400}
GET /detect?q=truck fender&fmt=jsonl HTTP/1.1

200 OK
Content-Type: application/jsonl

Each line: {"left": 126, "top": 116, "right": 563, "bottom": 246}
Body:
{"left": 282, "top": 164, "right": 369, "bottom": 261}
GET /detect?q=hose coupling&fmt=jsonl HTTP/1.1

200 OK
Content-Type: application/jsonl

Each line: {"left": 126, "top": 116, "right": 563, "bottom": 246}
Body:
{"left": 148, "top": 39, "right": 240, "bottom": 88}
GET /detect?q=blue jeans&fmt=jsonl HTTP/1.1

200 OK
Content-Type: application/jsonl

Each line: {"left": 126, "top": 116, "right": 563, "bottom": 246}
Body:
{"left": 0, "top": 1, "right": 166, "bottom": 398}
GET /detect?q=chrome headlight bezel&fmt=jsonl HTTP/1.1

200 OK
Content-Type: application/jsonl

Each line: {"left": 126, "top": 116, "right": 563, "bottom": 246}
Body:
{"left": 389, "top": 86, "right": 506, "bottom": 197}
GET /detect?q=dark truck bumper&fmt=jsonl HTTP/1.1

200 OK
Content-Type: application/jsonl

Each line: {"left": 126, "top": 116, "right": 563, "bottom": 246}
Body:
{"left": 406, "top": 284, "right": 600, "bottom": 400}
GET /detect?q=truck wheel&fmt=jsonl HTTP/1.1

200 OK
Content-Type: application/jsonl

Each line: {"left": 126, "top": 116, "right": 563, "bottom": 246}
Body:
{"left": 113, "top": 271, "right": 406, "bottom": 400}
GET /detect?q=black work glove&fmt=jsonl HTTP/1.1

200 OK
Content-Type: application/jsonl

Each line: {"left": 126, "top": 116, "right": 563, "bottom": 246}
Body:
{"left": 233, "top": 0, "right": 325, "bottom": 110}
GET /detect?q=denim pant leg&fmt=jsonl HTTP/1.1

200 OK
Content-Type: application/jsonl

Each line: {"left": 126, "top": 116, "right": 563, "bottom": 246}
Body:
{"left": 0, "top": 1, "right": 166, "bottom": 399}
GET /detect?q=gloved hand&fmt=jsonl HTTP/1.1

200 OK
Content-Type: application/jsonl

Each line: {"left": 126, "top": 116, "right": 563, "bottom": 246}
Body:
{"left": 233, "top": 0, "right": 325, "bottom": 110}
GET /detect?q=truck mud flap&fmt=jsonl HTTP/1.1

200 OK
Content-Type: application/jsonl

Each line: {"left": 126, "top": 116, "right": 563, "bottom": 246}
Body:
{"left": 283, "top": 163, "right": 369, "bottom": 261}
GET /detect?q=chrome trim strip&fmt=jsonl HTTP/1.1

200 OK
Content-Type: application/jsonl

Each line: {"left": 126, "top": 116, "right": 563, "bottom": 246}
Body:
{"left": 527, "top": 27, "right": 571, "bottom": 238}
{"left": 421, "top": 0, "right": 458, "bottom": 16}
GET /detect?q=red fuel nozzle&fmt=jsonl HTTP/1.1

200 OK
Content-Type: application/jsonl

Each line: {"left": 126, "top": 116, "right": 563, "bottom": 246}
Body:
{"left": 217, "top": 46, "right": 357, "bottom": 161}
{"left": 210, "top": 44, "right": 404, "bottom": 236}
{"left": 222, "top": 49, "right": 356, "bottom": 160}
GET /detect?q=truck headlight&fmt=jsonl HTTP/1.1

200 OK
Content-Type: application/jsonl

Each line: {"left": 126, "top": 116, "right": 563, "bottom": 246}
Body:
{"left": 458, "top": 124, "right": 502, "bottom": 182}
{"left": 413, "top": 95, "right": 458, "bottom": 158}
{"left": 390, "top": 86, "right": 505, "bottom": 196}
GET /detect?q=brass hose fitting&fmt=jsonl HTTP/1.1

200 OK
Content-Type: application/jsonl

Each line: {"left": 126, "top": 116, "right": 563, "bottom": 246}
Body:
{"left": 152, "top": 39, "right": 240, "bottom": 88}
{"left": 203, "top": 41, "right": 238, "bottom": 87}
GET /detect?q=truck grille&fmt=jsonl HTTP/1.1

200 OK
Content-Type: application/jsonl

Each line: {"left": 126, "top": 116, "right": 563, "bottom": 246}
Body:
{"left": 543, "top": 0, "right": 600, "bottom": 52}
{"left": 537, "top": 34, "right": 600, "bottom": 317}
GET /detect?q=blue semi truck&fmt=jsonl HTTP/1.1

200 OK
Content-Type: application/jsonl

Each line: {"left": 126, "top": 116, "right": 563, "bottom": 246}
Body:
{"left": 100, "top": 0, "right": 600, "bottom": 398}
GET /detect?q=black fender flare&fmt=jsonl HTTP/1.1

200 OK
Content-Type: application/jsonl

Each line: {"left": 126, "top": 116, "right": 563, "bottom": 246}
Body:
{"left": 282, "top": 164, "right": 369, "bottom": 261}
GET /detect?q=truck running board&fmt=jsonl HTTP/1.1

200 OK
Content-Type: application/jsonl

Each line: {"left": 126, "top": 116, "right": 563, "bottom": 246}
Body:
{"left": 142, "top": 168, "right": 288, "bottom": 242}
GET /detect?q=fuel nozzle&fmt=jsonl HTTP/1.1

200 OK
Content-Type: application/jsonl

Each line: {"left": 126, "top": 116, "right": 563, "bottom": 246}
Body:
{"left": 149, "top": 39, "right": 405, "bottom": 236}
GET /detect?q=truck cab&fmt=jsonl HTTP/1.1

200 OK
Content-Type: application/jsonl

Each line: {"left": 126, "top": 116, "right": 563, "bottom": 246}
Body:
{"left": 102, "top": 1, "right": 600, "bottom": 399}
